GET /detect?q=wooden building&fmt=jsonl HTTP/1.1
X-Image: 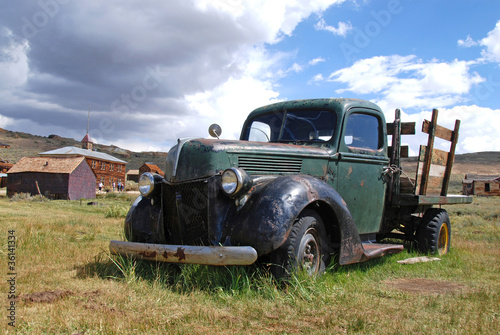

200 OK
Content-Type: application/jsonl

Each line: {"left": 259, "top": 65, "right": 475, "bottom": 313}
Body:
{"left": 139, "top": 163, "right": 164, "bottom": 177}
{"left": 39, "top": 135, "right": 127, "bottom": 189}
{"left": 0, "top": 160, "right": 13, "bottom": 188}
{"left": 0, "top": 160, "right": 13, "bottom": 173}
{"left": 0, "top": 142, "right": 10, "bottom": 149}
{"left": 7, "top": 157, "right": 96, "bottom": 200}
{"left": 126, "top": 169, "right": 140, "bottom": 183}
{"left": 462, "top": 174, "right": 500, "bottom": 196}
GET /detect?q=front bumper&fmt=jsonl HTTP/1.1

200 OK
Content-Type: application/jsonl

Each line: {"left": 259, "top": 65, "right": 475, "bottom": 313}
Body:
{"left": 109, "top": 240, "right": 258, "bottom": 266}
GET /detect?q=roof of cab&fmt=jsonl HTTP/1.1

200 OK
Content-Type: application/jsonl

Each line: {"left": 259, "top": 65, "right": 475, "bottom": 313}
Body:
{"left": 246, "top": 98, "right": 383, "bottom": 119}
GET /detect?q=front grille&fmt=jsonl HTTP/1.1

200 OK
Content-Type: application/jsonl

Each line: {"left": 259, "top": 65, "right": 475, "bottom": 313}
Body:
{"left": 163, "top": 180, "right": 209, "bottom": 245}
{"left": 238, "top": 156, "right": 302, "bottom": 174}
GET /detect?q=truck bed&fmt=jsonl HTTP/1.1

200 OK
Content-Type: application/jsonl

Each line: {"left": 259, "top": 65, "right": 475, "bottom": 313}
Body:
{"left": 398, "top": 194, "right": 473, "bottom": 206}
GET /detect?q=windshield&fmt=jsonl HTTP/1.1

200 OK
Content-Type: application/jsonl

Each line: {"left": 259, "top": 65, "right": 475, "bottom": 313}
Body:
{"left": 242, "top": 110, "right": 337, "bottom": 143}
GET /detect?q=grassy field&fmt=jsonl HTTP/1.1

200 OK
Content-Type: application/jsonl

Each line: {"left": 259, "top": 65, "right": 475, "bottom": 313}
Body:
{"left": 1, "top": 191, "right": 499, "bottom": 334}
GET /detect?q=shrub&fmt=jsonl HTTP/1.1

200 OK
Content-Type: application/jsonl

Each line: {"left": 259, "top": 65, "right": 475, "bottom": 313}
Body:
{"left": 10, "top": 192, "right": 48, "bottom": 202}
{"left": 104, "top": 204, "right": 128, "bottom": 218}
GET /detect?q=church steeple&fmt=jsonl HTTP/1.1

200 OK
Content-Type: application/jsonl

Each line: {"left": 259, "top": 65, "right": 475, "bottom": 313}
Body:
{"left": 81, "top": 133, "right": 93, "bottom": 150}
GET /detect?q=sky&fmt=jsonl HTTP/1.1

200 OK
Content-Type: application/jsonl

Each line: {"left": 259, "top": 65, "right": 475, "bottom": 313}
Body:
{"left": 0, "top": 0, "right": 499, "bottom": 155}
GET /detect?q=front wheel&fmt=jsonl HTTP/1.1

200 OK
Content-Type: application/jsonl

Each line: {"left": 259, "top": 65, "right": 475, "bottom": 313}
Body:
{"left": 269, "top": 210, "right": 330, "bottom": 279}
{"left": 416, "top": 208, "right": 451, "bottom": 255}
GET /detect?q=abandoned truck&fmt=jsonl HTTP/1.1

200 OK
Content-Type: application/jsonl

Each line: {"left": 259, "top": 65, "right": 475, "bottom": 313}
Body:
{"left": 110, "top": 98, "right": 473, "bottom": 278}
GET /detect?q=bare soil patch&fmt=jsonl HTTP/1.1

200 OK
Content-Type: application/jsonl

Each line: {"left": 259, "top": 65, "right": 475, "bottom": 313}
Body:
{"left": 20, "top": 289, "right": 74, "bottom": 303}
{"left": 385, "top": 278, "right": 467, "bottom": 295}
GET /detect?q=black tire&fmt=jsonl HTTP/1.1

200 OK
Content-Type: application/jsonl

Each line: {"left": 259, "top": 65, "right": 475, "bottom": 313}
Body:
{"left": 416, "top": 208, "right": 451, "bottom": 255}
{"left": 269, "top": 210, "right": 330, "bottom": 280}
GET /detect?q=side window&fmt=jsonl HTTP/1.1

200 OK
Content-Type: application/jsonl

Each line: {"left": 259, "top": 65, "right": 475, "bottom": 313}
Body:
{"left": 344, "top": 113, "right": 382, "bottom": 151}
{"left": 248, "top": 121, "right": 271, "bottom": 142}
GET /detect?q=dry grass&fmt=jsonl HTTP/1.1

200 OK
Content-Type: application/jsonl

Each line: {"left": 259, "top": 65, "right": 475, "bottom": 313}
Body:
{"left": 0, "top": 190, "right": 499, "bottom": 334}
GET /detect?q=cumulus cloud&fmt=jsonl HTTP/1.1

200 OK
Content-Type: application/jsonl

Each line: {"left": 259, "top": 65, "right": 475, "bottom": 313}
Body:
{"left": 480, "top": 20, "right": 500, "bottom": 63}
{"left": 329, "top": 55, "right": 484, "bottom": 110}
{"left": 457, "top": 20, "right": 500, "bottom": 64}
{"left": 0, "top": 0, "right": 345, "bottom": 151}
{"left": 457, "top": 35, "right": 478, "bottom": 48}
{"left": 389, "top": 106, "right": 500, "bottom": 156}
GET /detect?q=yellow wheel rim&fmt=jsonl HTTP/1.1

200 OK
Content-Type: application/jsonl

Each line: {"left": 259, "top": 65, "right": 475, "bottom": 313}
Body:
{"left": 437, "top": 223, "right": 449, "bottom": 255}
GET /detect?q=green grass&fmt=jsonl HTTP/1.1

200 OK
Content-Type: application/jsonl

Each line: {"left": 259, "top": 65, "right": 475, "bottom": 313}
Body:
{"left": 0, "top": 191, "right": 498, "bottom": 334}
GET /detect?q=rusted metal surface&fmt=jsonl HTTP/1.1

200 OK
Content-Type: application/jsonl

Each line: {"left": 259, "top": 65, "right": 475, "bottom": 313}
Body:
{"left": 109, "top": 240, "right": 258, "bottom": 266}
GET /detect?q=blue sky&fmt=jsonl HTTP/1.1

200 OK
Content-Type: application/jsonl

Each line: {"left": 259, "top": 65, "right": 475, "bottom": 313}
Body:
{"left": 0, "top": 0, "right": 499, "bottom": 154}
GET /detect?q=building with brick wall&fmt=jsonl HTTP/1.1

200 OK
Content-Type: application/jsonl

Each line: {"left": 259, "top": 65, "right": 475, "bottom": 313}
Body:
{"left": 7, "top": 156, "right": 96, "bottom": 199}
{"left": 39, "top": 135, "right": 127, "bottom": 189}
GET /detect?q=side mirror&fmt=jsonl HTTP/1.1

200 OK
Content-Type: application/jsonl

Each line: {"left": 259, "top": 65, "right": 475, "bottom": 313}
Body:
{"left": 208, "top": 124, "right": 222, "bottom": 139}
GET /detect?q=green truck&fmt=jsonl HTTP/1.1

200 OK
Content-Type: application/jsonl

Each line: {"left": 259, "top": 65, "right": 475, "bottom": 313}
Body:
{"left": 110, "top": 98, "right": 472, "bottom": 278}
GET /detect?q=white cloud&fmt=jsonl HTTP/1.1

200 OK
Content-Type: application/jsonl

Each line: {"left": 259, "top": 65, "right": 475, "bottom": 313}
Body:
{"left": 389, "top": 106, "right": 500, "bottom": 155}
{"left": 315, "top": 18, "right": 353, "bottom": 37}
{"left": 480, "top": 20, "right": 500, "bottom": 63}
{"left": 330, "top": 55, "right": 484, "bottom": 110}
{"left": 308, "top": 73, "right": 325, "bottom": 85}
{"left": 457, "top": 35, "right": 478, "bottom": 48}
{"left": 185, "top": 75, "right": 280, "bottom": 141}
{"left": 309, "top": 57, "right": 326, "bottom": 65}
{"left": 196, "top": 0, "right": 347, "bottom": 42}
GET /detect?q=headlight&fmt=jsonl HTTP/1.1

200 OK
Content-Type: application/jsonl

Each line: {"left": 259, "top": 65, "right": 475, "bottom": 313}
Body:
{"left": 221, "top": 167, "right": 252, "bottom": 198}
{"left": 139, "top": 173, "right": 155, "bottom": 197}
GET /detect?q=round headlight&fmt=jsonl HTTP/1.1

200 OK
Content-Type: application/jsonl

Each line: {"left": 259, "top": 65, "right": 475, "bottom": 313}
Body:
{"left": 138, "top": 173, "right": 155, "bottom": 197}
{"left": 221, "top": 169, "right": 238, "bottom": 195}
{"left": 221, "top": 167, "right": 252, "bottom": 198}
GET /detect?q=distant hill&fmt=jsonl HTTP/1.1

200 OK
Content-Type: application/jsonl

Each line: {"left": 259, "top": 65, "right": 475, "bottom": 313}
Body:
{"left": 0, "top": 128, "right": 167, "bottom": 170}
{"left": 0, "top": 127, "right": 498, "bottom": 176}
{"left": 402, "top": 151, "right": 500, "bottom": 176}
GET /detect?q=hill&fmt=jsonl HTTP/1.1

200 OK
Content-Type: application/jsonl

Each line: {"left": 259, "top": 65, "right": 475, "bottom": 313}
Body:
{"left": 401, "top": 151, "right": 500, "bottom": 176}
{"left": 0, "top": 127, "right": 498, "bottom": 176}
{"left": 0, "top": 128, "right": 167, "bottom": 170}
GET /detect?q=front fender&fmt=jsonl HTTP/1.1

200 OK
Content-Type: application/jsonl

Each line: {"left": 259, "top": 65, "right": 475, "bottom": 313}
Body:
{"left": 125, "top": 195, "right": 166, "bottom": 244}
{"left": 229, "top": 174, "right": 364, "bottom": 260}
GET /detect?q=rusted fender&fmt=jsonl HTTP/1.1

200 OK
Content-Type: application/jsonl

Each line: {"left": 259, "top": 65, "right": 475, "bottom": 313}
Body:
{"left": 124, "top": 195, "right": 166, "bottom": 244}
{"left": 229, "top": 174, "right": 366, "bottom": 264}
{"left": 109, "top": 240, "right": 258, "bottom": 266}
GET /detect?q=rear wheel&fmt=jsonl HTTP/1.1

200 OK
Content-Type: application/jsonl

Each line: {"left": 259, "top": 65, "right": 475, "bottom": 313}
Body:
{"left": 416, "top": 208, "right": 451, "bottom": 255}
{"left": 269, "top": 210, "right": 330, "bottom": 279}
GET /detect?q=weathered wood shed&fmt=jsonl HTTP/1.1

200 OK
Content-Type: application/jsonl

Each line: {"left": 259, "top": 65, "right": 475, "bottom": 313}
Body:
{"left": 39, "top": 146, "right": 127, "bottom": 189}
{"left": 7, "top": 156, "right": 96, "bottom": 200}
{"left": 126, "top": 169, "right": 140, "bottom": 183}
{"left": 139, "top": 163, "right": 164, "bottom": 177}
{"left": 462, "top": 174, "right": 500, "bottom": 196}
{"left": 0, "top": 160, "right": 13, "bottom": 188}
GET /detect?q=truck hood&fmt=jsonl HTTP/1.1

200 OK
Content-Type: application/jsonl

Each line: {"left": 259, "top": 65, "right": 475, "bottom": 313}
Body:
{"left": 165, "top": 138, "right": 331, "bottom": 182}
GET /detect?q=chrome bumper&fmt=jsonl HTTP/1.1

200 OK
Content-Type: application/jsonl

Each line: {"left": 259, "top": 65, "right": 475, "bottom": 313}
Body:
{"left": 109, "top": 240, "right": 258, "bottom": 266}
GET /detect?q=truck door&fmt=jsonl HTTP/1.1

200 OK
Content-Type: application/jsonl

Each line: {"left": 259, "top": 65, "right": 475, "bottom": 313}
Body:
{"left": 334, "top": 110, "right": 389, "bottom": 236}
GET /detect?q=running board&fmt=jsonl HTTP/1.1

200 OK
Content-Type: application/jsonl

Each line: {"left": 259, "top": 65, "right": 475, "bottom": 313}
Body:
{"left": 361, "top": 242, "right": 404, "bottom": 261}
